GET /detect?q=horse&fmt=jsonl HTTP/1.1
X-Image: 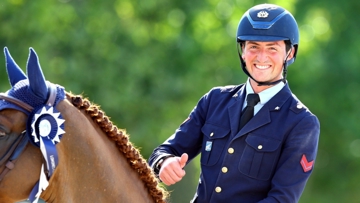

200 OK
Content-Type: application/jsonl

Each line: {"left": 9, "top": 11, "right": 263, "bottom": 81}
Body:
{"left": 0, "top": 47, "right": 168, "bottom": 203}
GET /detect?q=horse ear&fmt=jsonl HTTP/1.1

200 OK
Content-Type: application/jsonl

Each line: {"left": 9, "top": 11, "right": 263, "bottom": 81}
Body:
{"left": 3, "top": 47, "right": 27, "bottom": 87}
{"left": 27, "top": 48, "right": 48, "bottom": 100}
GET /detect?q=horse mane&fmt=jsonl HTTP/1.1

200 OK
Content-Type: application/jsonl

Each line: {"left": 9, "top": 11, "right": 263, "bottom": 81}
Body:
{"left": 67, "top": 92, "right": 168, "bottom": 203}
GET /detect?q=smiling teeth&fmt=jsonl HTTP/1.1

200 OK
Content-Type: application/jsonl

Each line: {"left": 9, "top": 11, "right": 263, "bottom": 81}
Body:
{"left": 256, "top": 65, "right": 269, "bottom": 69}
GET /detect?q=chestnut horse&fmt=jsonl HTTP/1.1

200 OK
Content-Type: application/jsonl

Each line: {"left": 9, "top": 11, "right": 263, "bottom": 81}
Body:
{"left": 0, "top": 47, "right": 167, "bottom": 203}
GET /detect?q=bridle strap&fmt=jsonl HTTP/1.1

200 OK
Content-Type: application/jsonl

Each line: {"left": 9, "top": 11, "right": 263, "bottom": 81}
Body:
{"left": 0, "top": 93, "right": 34, "bottom": 113}
{"left": 46, "top": 83, "right": 57, "bottom": 106}
{"left": 0, "top": 93, "right": 32, "bottom": 182}
{"left": 0, "top": 85, "right": 57, "bottom": 185}
{"left": 0, "top": 133, "right": 29, "bottom": 182}
{"left": 0, "top": 160, "right": 16, "bottom": 181}
{"left": 0, "top": 131, "right": 25, "bottom": 166}
{"left": 0, "top": 84, "right": 57, "bottom": 111}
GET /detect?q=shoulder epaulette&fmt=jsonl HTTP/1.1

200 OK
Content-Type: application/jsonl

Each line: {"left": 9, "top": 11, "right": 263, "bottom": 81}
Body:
{"left": 290, "top": 101, "right": 309, "bottom": 114}
{"left": 219, "top": 85, "right": 242, "bottom": 93}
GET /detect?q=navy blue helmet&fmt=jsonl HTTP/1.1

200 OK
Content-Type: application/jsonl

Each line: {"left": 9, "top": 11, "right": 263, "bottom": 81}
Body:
{"left": 236, "top": 4, "right": 299, "bottom": 85}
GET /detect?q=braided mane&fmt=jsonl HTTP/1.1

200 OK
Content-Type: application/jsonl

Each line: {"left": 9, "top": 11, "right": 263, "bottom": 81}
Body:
{"left": 68, "top": 92, "right": 168, "bottom": 203}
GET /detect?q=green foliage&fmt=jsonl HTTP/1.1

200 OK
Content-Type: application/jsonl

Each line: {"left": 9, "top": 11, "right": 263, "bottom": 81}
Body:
{"left": 1, "top": 0, "right": 359, "bottom": 202}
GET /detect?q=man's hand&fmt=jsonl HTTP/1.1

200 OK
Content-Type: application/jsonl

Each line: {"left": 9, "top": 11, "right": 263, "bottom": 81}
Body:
{"left": 159, "top": 153, "right": 188, "bottom": 186}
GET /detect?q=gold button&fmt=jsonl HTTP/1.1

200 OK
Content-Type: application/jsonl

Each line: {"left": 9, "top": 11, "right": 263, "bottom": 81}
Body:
{"left": 228, "top": 148, "right": 234, "bottom": 154}
{"left": 222, "top": 167, "right": 228, "bottom": 173}
{"left": 215, "top": 187, "right": 222, "bottom": 193}
{"left": 258, "top": 145, "right": 263, "bottom": 150}
{"left": 210, "top": 132, "right": 214, "bottom": 137}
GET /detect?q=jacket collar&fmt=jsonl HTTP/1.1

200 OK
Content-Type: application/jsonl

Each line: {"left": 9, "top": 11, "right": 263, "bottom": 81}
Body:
{"left": 228, "top": 83, "right": 292, "bottom": 138}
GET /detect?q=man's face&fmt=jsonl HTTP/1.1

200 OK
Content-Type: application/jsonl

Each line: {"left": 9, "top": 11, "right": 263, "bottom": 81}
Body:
{"left": 241, "top": 40, "right": 294, "bottom": 84}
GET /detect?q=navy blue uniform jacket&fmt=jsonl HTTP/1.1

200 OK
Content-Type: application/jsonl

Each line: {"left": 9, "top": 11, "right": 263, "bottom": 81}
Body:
{"left": 149, "top": 83, "right": 320, "bottom": 203}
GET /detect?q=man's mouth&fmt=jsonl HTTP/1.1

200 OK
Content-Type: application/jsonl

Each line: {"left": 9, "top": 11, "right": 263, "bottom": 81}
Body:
{"left": 255, "top": 65, "right": 270, "bottom": 70}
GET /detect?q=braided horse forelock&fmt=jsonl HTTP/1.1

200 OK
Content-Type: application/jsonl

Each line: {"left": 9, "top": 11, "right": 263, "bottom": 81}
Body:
{"left": 68, "top": 93, "right": 168, "bottom": 203}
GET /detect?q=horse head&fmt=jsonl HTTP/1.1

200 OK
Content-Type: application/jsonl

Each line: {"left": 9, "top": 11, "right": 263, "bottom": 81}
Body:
{"left": 0, "top": 48, "right": 167, "bottom": 203}
{"left": 0, "top": 47, "right": 66, "bottom": 202}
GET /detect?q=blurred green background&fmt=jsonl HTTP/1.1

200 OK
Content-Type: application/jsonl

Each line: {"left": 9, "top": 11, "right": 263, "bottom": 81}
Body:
{"left": 1, "top": 0, "right": 359, "bottom": 202}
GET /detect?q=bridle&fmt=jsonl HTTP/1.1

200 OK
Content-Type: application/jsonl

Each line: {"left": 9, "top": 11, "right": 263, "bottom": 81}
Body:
{"left": 0, "top": 131, "right": 29, "bottom": 181}
{"left": 0, "top": 93, "right": 34, "bottom": 182}
{"left": 0, "top": 93, "right": 34, "bottom": 112}
{"left": 0, "top": 83, "right": 58, "bottom": 185}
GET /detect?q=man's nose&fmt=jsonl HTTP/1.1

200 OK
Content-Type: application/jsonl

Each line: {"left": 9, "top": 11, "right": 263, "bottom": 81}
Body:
{"left": 256, "top": 50, "right": 268, "bottom": 62}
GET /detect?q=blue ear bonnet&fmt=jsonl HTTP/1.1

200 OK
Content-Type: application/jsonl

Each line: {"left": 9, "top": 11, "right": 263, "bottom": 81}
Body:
{"left": 0, "top": 81, "right": 65, "bottom": 115}
{"left": 0, "top": 47, "right": 65, "bottom": 115}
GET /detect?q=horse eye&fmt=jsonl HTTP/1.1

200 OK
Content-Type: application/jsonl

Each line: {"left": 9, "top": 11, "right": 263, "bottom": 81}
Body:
{"left": 0, "top": 131, "right": 6, "bottom": 138}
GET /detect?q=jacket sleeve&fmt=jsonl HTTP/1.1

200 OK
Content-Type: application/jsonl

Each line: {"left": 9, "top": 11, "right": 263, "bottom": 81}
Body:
{"left": 258, "top": 114, "right": 320, "bottom": 203}
{"left": 148, "top": 88, "right": 214, "bottom": 174}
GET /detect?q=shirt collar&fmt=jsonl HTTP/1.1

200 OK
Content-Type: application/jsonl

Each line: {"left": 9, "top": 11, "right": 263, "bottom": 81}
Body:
{"left": 245, "top": 78, "right": 285, "bottom": 105}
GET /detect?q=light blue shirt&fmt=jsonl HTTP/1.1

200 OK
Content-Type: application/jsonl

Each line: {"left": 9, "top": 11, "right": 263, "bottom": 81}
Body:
{"left": 243, "top": 79, "right": 285, "bottom": 115}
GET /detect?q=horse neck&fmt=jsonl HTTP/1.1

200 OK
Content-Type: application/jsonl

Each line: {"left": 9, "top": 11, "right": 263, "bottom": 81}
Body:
{"left": 41, "top": 99, "right": 153, "bottom": 203}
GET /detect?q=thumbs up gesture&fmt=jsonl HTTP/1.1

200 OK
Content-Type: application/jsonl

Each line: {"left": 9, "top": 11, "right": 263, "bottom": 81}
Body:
{"left": 159, "top": 153, "right": 188, "bottom": 186}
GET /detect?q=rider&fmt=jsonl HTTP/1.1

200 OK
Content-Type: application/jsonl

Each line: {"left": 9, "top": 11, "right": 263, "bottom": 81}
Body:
{"left": 149, "top": 3, "right": 320, "bottom": 203}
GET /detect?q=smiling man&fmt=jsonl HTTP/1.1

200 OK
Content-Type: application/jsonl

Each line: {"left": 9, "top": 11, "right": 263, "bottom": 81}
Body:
{"left": 242, "top": 40, "right": 295, "bottom": 93}
{"left": 149, "top": 3, "right": 320, "bottom": 203}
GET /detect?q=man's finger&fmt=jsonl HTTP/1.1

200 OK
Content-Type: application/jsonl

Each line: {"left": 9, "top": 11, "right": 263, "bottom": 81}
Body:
{"left": 179, "top": 153, "right": 188, "bottom": 168}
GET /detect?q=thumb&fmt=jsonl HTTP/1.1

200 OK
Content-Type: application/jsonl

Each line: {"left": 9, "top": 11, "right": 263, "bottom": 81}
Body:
{"left": 179, "top": 153, "right": 188, "bottom": 168}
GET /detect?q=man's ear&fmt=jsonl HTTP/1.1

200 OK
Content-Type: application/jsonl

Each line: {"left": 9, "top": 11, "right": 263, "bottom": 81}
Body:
{"left": 241, "top": 43, "right": 245, "bottom": 60}
{"left": 286, "top": 47, "right": 295, "bottom": 61}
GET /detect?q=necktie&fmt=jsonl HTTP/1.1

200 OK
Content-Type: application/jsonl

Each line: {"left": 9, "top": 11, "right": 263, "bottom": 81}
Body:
{"left": 239, "top": 93, "right": 260, "bottom": 130}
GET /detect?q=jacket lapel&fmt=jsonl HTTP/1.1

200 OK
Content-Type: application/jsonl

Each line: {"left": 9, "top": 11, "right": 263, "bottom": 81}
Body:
{"left": 233, "top": 83, "right": 292, "bottom": 138}
{"left": 238, "top": 106, "right": 271, "bottom": 136}
{"left": 227, "top": 86, "right": 246, "bottom": 137}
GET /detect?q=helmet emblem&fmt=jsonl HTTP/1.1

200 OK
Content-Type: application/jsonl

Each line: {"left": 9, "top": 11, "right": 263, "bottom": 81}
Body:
{"left": 257, "top": 11, "right": 269, "bottom": 18}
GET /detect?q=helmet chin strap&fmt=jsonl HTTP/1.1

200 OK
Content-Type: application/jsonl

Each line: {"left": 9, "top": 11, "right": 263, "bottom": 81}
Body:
{"left": 237, "top": 44, "right": 289, "bottom": 86}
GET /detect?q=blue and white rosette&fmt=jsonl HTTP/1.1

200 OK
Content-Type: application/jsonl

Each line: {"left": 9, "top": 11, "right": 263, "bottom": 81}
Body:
{"left": 27, "top": 106, "right": 65, "bottom": 203}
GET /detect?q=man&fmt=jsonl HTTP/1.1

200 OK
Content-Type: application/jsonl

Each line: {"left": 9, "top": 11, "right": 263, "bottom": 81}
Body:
{"left": 149, "top": 3, "right": 320, "bottom": 203}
